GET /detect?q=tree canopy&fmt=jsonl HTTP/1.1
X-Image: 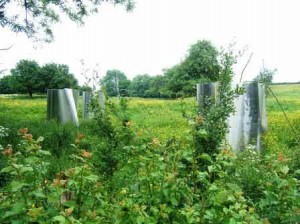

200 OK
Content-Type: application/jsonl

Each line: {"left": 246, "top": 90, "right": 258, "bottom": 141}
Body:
{"left": 182, "top": 40, "right": 220, "bottom": 81}
{"left": 163, "top": 40, "right": 220, "bottom": 97}
{"left": 0, "top": 60, "right": 78, "bottom": 97}
{"left": 40, "top": 63, "right": 78, "bottom": 91}
{"left": 101, "top": 69, "right": 130, "bottom": 97}
{"left": 10, "top": 60, "right": 41, "bottom": 98}
{"left": 0, "top": 0, "right": 134, "bottom": 42}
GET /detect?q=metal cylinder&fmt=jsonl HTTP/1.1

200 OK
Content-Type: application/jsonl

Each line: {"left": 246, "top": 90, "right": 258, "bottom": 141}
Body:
{"left": 47, "top": 88, "right": 79, "bottom": 126}
{"left": 82, "top": 91, "right": 92, "bottom": 119}
{"left": 196, "top": 82, "right": 219, "bottom": 110}
{"left": 97, "top": 90, "right": 106, "bottom": 111}
{"left": 228, "top": 82, "right": 267, "bottom": 151}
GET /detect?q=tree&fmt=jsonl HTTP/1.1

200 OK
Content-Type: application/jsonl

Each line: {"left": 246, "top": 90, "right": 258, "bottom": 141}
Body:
{"left": 0, "top": 75, "right": 16, "bottom": 94}
{"left": 39, "top": 63, "right": 78, "bottom": 91}
{"left": 0, "top": 0, "right": 134, "bottom": 42}
{"left": 101, "top": 70, "right": 130, "bottom": 97}
{"left": 130, "top": 74, "right": 152, "bottom": 97}
{"left": 162, "top": 40, "right": 221, "bottom": 97}
{"left": 10, "top": 60, "right": 78, "bottom": 97}
{"left": 145, "top": 75, "right": 169, "bottom": 98}
{"left": 10, "top": 60, "right": 41, "bottom": 98}
{"left": 182, "top": 40, "right": 220, "bottom": 81}
{"left": 254, "top": 67, "right": 277, "bottom": 85}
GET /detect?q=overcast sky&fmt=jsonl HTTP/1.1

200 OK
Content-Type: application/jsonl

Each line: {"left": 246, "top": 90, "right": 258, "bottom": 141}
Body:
{"left": 1, "top": 0, "right": 300, "bottom": 84}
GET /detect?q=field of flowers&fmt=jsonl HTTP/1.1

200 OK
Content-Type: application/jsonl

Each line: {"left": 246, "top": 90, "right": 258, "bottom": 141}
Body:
{"left": 0, "top": 84, "right": 299, "bottom": 223}
{"left": 0, "top": 84, "right": 299, "bottom": 145}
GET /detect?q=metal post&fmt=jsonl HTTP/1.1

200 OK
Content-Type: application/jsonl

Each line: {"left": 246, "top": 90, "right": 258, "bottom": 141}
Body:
{"left": 82, "top": 91, "right": 92, "bottom": 119}
{"left": 196, "top": 82, "right": 219, "bottom": 111}
{"left": 98, "top": 89, "right": 106, "bottom": 112}
{"left": 228, "top": 82, "right": 267, "bottom": 151}
{"left": 47, "top": 88, "right": 79, "bottom": 126}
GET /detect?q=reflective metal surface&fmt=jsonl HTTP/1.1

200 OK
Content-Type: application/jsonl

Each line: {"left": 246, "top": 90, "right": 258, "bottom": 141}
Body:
{"left": 82, "top": 91, "right": 92, "bottom": 119}
{"left": 228, "top": 82, "right": 267, "bottom": 151}
{"left": 196, "top": 82, "right": 219, "bottom": 110}
{"left": 97, "top": 90, "right": 105, "bottom": 111}
{"left": 47, "top": 88, "right": 79, "bottom": 126}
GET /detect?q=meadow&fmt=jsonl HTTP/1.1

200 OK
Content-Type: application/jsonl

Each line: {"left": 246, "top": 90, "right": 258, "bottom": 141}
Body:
{"left": 0, "top": 84, "right": 300, "bottom": 223}
{"left": 0, "top": 84, "right": 299, "bottom": 147}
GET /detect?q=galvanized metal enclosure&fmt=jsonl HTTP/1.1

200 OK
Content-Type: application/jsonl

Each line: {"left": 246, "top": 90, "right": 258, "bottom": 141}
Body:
{"left": 47, "top": 88, "right": 79, "bottom": 126}
{"left": 227, "top": 82, "right": 267, "bottom": 150}
{"left": 196, "top": 82, "right": 267, "bottom": 151}
{"left": 82, "top": 91, "right": 92, "bottom": 119}
{"left": 196, "top": 82, "right": 219, "bottom": 110}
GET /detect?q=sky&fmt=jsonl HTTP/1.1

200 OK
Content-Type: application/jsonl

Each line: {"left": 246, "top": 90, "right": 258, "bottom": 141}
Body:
{"left": 1, "top": 0, "right": 300, "bottom": 84}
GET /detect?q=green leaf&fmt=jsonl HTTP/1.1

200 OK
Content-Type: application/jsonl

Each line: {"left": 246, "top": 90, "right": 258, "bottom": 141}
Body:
{"left": 198, "top": 153, "right": 212, "bottom": 162}
{"left": 52, "top": 215, "right": 66, "bottom": 223}
{"left": 1, "top": 166, "right": 14, "bottom": 173}
{"left": 36, "top": 136, "right": 44, "bottom": 143}
{"left": 3, "top": 202, "right": 25, "bottom": 218}
{"left": 208, "top": 165, "right": 215, "bottom": 173}
{"left": 31, "top": 191, "right": 47, "bottom": 199}
{"left": 136, "top": 216, "right": 145, "bottom": 224}
{"left": 280, "top": 165, "right": 289, "bottom": 175}
{"left": 62, "top": 200, "right": 76, "bottom": 208}
{"left": 215, "top": 190, "right": 227, "bottom": 204}
{"left": 170, "top": 197, "right": 178, "bottom": 206}
{"left": 39, "top": 150, "right": 51, "bottom": 155}
{"left": 85, "top": 174, "right": 99, "bottom": 182}
{"left": 197, "top": 129, "right": 208, "bottom": 138}
{"left": 19, "top": 166, "right": 33, "bottom": 174}
{"left": 10, "top": 181, "right": 26, "bottom": 192}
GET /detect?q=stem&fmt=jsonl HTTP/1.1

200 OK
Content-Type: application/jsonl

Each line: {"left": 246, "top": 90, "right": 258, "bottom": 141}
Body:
{"left": 76, "top": 166, "right": 85, "bottom": 218}
{"left": 239, "top": 52, "right": 253, "bottom": 83}
{"left": 15, "top": 167, "right": 29, "bottom": 209}
{"left": 268, "top": 86, "right": 299, "bottom": 137}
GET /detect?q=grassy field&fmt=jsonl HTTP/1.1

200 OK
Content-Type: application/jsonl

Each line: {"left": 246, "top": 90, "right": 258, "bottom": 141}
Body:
{"left": 0, "top": 84, "right": 300, "bottom": 223}
{"left": 0, "top": 95, "right": 195, "bottom": 143}
{"left": 0, "top": 84, "right": 299, "bottom": 139}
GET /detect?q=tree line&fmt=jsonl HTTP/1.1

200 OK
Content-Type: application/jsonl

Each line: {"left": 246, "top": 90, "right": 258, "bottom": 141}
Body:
{"left": 0, "top": 60, "right": 78, "bottom": 97}
{"left": 102, "top": 40, "right": 220, "bottom": 98}
{"left": 0, "top": 40, "right": 223, "bottom": 98}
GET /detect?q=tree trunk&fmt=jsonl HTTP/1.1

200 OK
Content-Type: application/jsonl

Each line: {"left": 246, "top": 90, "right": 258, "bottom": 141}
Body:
{"left": 29, "top": 91, "right": 33, "bottom": 98}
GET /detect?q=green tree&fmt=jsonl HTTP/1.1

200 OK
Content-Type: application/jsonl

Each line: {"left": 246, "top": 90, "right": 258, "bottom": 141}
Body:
{"left": 39, "top": 63, "right": 78, "bottom": 92}
{"left": 101, "top": 69, "right": 130, "bottom": 97}
{"left": 0, "top": 0, "right": 134, "bottom": 42}
{"left": 130, "top": 74, "right": 152, "bottom": 97}
{"left": 145, "top": 75, "right": 169, "bottom": 98}
{"left": 10, "top": 60, "right": 41, "bottom": 98}
{"left": 163, "top": 40, "right": 220, "bottom": 97}
{"left": 0, "top": 75, "right": 16, "bottom": 94}
{"left": 182, "top": 40, "right": 220, "bottom": 81}
{"left": 254, "top": 67, "right": 277, "bottom": 85}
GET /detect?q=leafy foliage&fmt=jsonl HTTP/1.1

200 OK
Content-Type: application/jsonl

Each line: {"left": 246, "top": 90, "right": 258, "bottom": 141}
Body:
{"left": 0, "top": 75, "right": 16, "bottom": 94}
{"left": 10, "top": 60, "right": 41, "bottom": 98}
{"left": 0, "top": 0, "right": 135, "bottom": 42}
{"left": 0, "top": 60, "right": 78, "bottom": 97}
{"left": 39, "top": 63, "right": 78, "bottom": 91}
{"left": 101, "top": 70, "right": 131, "bottom": 97}
{"left": 1, "top": 82, "right": 300, "bottom": 222}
